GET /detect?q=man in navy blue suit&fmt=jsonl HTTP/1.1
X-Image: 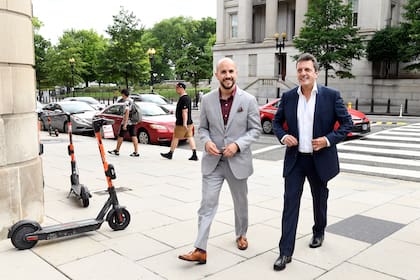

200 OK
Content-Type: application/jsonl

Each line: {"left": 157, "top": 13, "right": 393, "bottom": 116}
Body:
{"left": 272, "top": 53, "right": 352, "bottom": 271}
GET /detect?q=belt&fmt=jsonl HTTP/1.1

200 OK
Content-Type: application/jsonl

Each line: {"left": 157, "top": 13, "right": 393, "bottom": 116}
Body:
{"left": 298, "top": 152, "right": 313, "bottom": 156}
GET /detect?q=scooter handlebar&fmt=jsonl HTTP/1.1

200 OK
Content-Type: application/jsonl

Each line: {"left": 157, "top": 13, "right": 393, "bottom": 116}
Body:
{"left": 92, "top": 117, "right": 114, "bottom": 133}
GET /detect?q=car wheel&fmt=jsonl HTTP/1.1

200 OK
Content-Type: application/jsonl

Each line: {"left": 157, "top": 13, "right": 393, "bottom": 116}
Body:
{"left": 262, "top": 119, "right": 273, "bottom": 134}
{"left": 138, "top": 129, "right": 150, "bottom": 144}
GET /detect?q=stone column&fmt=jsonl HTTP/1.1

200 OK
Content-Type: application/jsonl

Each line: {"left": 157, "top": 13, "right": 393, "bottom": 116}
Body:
{"left": 238, "top": 0, "right": 253, "bottom": 43}
{"left": 216, "top": 0, "right": 225, "bottom": 44}
{"left": 0, "top": 0, "right": 44, "bottom": 240}
{"left": 265, "top": 0, "right": 278, "bottom": 41}
{"left": 295, "top": 0, "right": 308, "bottom": 36}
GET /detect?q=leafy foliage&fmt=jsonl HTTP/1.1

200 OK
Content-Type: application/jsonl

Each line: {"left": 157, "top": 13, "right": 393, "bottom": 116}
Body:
{"left": 33, "top": 17, "right": 51, "bottom": 89}
{"left": 293, "top": 0, "right": 365, "bottom": 85}
{"left": 33, "top": 8, "right": 216, "bottom": 91}
{"left": 103, "top": 7, "right": 148, "bottom": 89}
{"left": 400, "top": 0, "right": 420, "bottom": 70}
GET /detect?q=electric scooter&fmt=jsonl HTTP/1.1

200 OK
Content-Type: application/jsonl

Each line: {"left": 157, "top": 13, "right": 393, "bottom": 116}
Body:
{"left": 8, "top": 117, "right": 131, "bottom": 250}
{"left": 47, "top": 113, "right": 59, "bottom": 137}
{"left": 64, "top": 113, "right": 91, "bottom": 207}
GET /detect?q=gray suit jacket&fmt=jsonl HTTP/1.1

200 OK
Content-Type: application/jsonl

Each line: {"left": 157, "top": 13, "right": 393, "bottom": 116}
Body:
{"left": 199, "top": 87, "right": 261, "bottom": 179}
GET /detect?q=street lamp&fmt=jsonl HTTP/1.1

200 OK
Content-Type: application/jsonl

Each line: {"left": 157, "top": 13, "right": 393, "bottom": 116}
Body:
{"left": 274, "top": 32, "right": 287, "bottom": 97}
{"left": 274, "top": 32, "right": 287, "bottom": 51}
{"left": 147, "top": 48, "right": 156, "bottom": 93}
{"left": 69, "top": 57, "right": 75, "bottom": 97}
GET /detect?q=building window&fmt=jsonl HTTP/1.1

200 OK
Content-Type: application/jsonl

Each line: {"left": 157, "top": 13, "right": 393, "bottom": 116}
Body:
{"left": 350, "top": 0, "right": 358, "bottom": 26}
{"left": 248, "top": 54, "right": 257, "bottom": 77}
{"left": 230, "top": 13, "right": 238, "bottom": 38}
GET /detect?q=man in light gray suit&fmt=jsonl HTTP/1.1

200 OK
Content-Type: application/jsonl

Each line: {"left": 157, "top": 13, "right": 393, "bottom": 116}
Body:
{"left": 178, "top": 57, "right": 261, "bottom": 264}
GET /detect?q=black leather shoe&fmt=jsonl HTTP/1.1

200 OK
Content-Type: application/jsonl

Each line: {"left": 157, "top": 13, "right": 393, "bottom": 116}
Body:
{"left": 273, "top": 255, "right": 292, "bottom": 271}
{"left": 309, "top": 235, "right": 324, "bottom": 248}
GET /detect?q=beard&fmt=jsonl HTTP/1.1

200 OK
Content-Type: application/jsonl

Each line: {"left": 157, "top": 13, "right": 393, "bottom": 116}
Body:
{"left": 220, "top": 78, "right": 235, "bottom": 90}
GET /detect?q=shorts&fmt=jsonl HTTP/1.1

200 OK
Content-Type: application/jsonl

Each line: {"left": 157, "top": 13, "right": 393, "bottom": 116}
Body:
{"left": 174, "top": 124, "right": 193, "bottom": 138}
{"left": 118, "top": 124, "right": 136, "bottom": 137}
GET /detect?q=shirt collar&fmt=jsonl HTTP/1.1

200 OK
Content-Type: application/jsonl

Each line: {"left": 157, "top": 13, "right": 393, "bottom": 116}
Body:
{"left": 298, "top": 82, "right": 318, "bottom": 97}
{"left": 219, "top": 85, "right": 237, "bottom": 99}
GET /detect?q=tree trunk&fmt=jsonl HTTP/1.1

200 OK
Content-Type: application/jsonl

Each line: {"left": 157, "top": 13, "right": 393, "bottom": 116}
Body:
{"left": 324, "top": 68, "right": 328, "bottom": 86}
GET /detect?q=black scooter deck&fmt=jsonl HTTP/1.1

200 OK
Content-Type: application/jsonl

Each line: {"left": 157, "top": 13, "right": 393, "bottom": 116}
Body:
{"left": 29, "top": 218, "right": 102, "bottom": 240}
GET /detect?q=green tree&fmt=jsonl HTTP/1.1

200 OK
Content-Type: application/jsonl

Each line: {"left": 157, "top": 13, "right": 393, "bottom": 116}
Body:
{"left": 176, "top": 44, "right": 211, "bottom": 94}
{"left": 293, "top": 0, "right": 365, "bottom": 86}
{"left": 33, "top": 17, "right": 52, "bottom": 90}
{"left": 366, "top": 26, "right": 407, "bottom": 78}
{"left": 71, "top": 30, "right": 107, "bottom": 87}
{"left": 102, "top": 7, "right": 149, "bottom": 89}
{"left": 149, "top": 17, "right": 215, "bottom": 81}
{"left": 400, "top": 0, "right": 420, "bottom": 70}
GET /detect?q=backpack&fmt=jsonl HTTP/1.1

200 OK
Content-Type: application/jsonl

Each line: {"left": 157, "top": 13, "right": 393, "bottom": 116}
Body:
{"left": 130, "top": 102, "right": 142, "bottom": 124}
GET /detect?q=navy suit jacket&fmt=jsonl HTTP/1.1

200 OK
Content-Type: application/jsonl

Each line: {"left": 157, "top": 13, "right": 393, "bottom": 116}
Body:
{"left": 273, "top": 85, "right": 353, "bottom": 182}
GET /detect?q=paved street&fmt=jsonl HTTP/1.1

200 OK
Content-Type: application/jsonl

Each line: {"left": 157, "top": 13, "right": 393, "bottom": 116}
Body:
{"left": 0, "top": 128, "right": 419, "bottom": 279}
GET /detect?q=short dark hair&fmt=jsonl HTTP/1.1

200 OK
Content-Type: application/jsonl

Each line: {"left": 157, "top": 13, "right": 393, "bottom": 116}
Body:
{"left": 296, "top": 53, "right": 319, "bottom": 72}
{"left": 176, "top": 82, "right": 186, "bottom": 89}
{"left": 121, "top": 89, "right": 129, "bottom": 96}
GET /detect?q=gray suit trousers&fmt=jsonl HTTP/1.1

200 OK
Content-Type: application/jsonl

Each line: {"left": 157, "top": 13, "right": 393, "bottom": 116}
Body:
{"left": 194, "top": 158, "right": 249, "bottom": 251}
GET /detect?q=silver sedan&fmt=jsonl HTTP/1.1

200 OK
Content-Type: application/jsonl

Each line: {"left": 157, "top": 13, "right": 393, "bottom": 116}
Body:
{"left": 39, "top": 101, "right": 97, "bottom": 133}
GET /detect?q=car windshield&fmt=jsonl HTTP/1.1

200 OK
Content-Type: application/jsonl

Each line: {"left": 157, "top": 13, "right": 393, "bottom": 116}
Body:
{"left": 140, "top": 94, "right": 167, "bottom": 105}
{"left": 60, "top": 102, "right": 96, "bottom": 114}
{"left": 138, "top": 102, "right": 169, "bottom": 116}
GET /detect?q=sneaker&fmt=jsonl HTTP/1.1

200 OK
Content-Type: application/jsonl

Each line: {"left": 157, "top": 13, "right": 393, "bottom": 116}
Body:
{"left": 189, "top": 154, "right": 198, "bottom": 161}
{"left": 130, "top": 152, "right": 140, "bottom": 157}
{"left": 108, "top": 150, "right": 119, "bottom": 156}
{"left": 160, "top": 152, "right": 173, "bottom": 160}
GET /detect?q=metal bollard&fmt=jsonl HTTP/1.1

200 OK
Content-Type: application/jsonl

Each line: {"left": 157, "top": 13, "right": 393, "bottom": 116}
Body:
{"left": 347, "top": 102, "right": 352, "bottom": 109}
{"left": 399, "top": 104, "right": 403, "bottom": 117}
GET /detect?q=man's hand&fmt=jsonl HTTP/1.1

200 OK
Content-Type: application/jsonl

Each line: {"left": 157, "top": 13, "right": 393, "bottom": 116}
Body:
{"left": 205, "top": 141, "right": 221, "bottom": 156}
{"left": 283, "top": 135, "right": 298, "bottom": 147}
{"left": 312, "top": 137, "right": 327, "bottom": 151}
{"left": 222, "top": 143, "right": 239, "bottom": 158}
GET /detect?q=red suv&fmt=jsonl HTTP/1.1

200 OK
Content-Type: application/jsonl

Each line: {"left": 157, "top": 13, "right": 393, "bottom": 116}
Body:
{"left": 259, "top": 98, "right": 370, "bottom": 137}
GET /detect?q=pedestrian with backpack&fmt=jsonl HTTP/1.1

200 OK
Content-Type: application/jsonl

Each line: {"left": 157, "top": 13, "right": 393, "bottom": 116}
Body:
{"left": 108, "top": 89, "right": 140, "bottom": 157}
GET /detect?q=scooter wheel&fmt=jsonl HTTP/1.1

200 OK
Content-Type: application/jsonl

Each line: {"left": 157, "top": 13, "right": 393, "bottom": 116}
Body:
{"left": 11, "top": 223, "right": 39, "bottom": 250}
{"left": 55, "top": 129, "right": 59, "bottom": 137}
{"left": 81, "top": 187, "right": 89, "bottom": 208}
{"left": 108, "top": 208, "right": 130, "bottom": 231}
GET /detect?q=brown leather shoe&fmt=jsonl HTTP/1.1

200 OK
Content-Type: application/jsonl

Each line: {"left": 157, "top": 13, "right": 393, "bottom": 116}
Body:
{"left": 178, "top": 248, "right": 207, "bottom": 264}
{"left": 236, "top": 236, "right": 248, "bottom": 250}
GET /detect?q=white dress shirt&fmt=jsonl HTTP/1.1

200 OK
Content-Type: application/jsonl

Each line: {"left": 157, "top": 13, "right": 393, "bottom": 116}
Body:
{"left": 297, "top": 83, "right": 317, "bottom": 153}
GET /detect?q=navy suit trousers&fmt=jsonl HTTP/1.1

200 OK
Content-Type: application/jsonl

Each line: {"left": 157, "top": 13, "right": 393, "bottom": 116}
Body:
{"left": 279, "top": 153, "right": 329, "bottom": 256}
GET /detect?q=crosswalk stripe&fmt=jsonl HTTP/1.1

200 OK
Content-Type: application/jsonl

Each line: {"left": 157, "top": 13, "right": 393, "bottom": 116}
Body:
{"left": 338, "top": 123, "right": 420, "bottom": 182}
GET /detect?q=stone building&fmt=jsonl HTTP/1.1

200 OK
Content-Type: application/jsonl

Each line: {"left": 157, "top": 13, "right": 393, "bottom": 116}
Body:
{"left": 0, "top": 0, "right": 44, "bottom": 239}
{"left": 213, "top": 0, "right": 419, "bottom": 114}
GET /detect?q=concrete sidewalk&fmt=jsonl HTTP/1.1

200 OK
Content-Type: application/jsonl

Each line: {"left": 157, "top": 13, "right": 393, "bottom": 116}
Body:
{"left": 1, "top": 132, "right": 420, "bottom": 280}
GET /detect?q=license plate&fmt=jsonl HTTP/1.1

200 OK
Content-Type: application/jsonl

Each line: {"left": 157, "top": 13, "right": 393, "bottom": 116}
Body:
{"left": 362, "top": 124, "right": 368, "bottom": 131}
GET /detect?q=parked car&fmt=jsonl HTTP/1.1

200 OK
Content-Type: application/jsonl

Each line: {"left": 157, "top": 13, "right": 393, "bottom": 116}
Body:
{"left": 96, "top": 101, "right": 184, "bottom": 145}
{"left": 63, "top": 96, "right": 106, "bottom": 111}
{"left": 259, "top": 98, "right": 370, "bottom": 137}
{"left": 118, "top": 93, "right": 176, "bottom": 114}
{"left": 39, "top": 101, "right": 97, "bottom": 133}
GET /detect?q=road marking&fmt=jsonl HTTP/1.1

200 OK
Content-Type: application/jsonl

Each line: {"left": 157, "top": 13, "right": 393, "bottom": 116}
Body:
{"left": 370, "top": 121, "right": 407, "bottom": 125}
{"left": 252, "top": 145, "right": 282, "bottom": 155}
